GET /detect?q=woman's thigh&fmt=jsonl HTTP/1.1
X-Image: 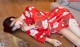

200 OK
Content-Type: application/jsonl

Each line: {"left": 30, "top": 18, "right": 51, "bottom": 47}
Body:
{"left": 68, "top": 19, "right": 80, "bottom": 37}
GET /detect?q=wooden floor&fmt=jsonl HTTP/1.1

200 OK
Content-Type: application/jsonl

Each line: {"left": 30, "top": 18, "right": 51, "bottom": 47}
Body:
{"left": 0, "top": 0, "right": 73, "bottom": 47}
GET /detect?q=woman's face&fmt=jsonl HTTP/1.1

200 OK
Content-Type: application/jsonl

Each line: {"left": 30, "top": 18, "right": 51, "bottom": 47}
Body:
{"left": 10, "top": 18, "right": 23, "bottom": 31}
{"left": 10, "top": 17, "right": 35, "bottom": 32}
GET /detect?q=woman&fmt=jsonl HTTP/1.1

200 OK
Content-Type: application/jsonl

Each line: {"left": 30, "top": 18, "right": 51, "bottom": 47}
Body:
{"left": 3, "top": 6, "right": 80, "bottom": 47}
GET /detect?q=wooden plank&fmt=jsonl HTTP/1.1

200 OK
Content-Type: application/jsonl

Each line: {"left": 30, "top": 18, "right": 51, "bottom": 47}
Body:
{"left": 11, "top": 30, "right": 73, "bottom": 47}
{"left": 12, "top": 31, "right": 53, "bottom": 47}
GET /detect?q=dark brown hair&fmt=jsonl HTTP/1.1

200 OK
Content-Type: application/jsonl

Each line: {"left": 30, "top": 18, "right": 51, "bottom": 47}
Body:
{"left": 3, "top": 16, "right": 19, "bottom": 34}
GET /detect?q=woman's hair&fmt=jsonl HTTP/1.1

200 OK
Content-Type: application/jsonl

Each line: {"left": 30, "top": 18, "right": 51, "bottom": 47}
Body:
{"left": 3, "top": 16, "right": 20, "bottom": 34}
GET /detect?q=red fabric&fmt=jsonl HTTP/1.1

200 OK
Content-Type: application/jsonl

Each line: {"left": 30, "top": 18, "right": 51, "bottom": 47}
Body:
{"left": 48, "top": 7, "right": 74, "bottom": 31}
{"left": 21, "top": 6, "right": 75, "bottom": 43}
{"left": 26, "top": 30, "right": 30, "bottom": 35}
{"left": 23, "top": 11, "right": 35, "bottom": 25}
{"left": 36, "top": 46, "right": 46, "bottom": 47}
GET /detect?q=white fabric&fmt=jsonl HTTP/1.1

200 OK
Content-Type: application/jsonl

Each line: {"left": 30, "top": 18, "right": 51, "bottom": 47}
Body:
{"left": 56, "top": 0, "right": 69, "bottom": 6}
{"left": 69, "top": 2, "right": 80, "bottom": 11}
{"left": 62, "top": 12, "right": 69, "bottom": 16}
{"left": 49, "top": 16, "right": 56, "bottom": 22}
{"left": 61, "top": 0, "right": 69, "bottom": 6}
{"left": 53, "top": 22, "right": 59, "bottom": 28}
{"left": 30, "top": 29, "right": 38, "bottom": 36}
{"left": 42, "top": 20, "right": 48, "bottom": 29}
{"left": 25, "top": 11, "right": 31, "bottom": 17}
{"left": 69, "top": 19, "right": 79, "bottom": 27}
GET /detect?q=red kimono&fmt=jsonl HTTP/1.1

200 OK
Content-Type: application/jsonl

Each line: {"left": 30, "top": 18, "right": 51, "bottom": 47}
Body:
{"left": 21, "top": 6, "right": 75, "bottom": 43}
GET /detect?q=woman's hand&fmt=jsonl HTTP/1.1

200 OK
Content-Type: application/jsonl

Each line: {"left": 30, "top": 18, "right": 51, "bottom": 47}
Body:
{"left": 46, "top": 37, "right": 62, "bottom": 46}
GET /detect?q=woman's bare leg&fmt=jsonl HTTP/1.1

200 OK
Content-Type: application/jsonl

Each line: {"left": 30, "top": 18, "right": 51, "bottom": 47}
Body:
{"left": 68, "top": 26, "right": 80, "bottom": 37}
{"left": 68, "top": 19, "right": 80, "bottom": 37}
{"left": 46, "top": 37, "right": 62, "bottom": 46}
{"left": 60, "top": 28, "right": 80, "bottom": 46}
